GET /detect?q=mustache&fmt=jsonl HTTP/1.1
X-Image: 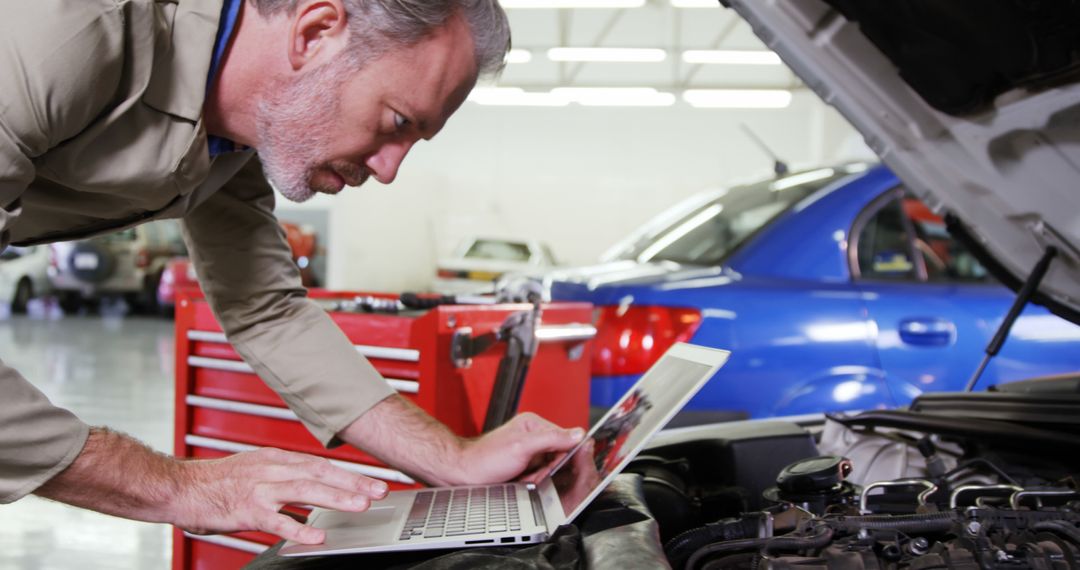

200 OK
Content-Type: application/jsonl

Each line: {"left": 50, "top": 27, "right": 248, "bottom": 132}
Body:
{"left": 329, "top": 160, "right": 370, "bottom": 187}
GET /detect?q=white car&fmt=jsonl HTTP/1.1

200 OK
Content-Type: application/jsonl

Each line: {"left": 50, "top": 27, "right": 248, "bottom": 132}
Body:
{"left": 0, "top": 245, "right": 50, "bottom": 314}
{"left": 433, "top": 237, "right": 559, "bottom": 296}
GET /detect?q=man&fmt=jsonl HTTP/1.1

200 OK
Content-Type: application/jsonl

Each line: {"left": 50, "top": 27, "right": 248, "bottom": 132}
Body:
{"left": 0, "top": 0, "right": 583, "bottom": 546}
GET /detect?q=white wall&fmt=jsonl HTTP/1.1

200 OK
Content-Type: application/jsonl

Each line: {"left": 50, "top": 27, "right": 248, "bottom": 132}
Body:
{"left": 280, "top": 91, "right": 868, "bottom": 293}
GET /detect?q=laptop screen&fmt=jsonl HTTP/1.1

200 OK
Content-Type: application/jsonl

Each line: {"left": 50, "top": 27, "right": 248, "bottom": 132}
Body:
{"left": 546, "top": 344, "right": 729, "bottom": 520}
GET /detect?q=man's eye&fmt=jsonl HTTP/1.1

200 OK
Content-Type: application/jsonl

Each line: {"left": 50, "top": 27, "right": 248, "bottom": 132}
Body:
{"left": 394, "top": 113, "right": 411, "bottom": 130}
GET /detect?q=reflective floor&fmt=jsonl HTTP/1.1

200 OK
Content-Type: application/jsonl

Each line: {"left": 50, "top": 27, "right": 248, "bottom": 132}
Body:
{"left": 0, "top": 310, "right": 175, "bottom": 570}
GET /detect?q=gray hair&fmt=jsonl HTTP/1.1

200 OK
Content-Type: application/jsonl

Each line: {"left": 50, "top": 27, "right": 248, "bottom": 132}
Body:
{"left": 249, "top": 0, "right": 511, "bottom": 77}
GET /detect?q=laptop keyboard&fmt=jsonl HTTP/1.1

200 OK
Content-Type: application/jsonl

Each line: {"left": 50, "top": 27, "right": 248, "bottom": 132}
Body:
{"left": 399, "top": 485, "right": 522, "bottom": 540}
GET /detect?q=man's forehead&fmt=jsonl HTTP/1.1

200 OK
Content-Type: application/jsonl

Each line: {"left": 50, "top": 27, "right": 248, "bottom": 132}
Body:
{"left": 397, "top": 16, "right": 479, "bottom": 137}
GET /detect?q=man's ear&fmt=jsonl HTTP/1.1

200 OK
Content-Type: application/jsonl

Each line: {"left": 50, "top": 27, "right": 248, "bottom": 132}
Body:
{"left": 287, "top": 0, "right": 348, "bottom": 70}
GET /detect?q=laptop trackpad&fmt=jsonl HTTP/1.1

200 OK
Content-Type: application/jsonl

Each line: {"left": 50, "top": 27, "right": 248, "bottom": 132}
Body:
{"left": 316, "top": 506, "right": 400, "bottom": 544}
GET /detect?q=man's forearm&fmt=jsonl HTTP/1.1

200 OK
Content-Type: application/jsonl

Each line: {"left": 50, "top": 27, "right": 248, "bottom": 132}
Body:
{"left": 338, "top": 394, "right": 468, "bottom": 486}
{"left": 35, "top": 427, "right": 180, "bottom": 523}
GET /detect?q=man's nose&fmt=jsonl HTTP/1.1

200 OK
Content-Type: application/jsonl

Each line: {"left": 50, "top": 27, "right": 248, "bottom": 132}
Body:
{"left": 365, "top": 140, "right": 415, "bottom": 184}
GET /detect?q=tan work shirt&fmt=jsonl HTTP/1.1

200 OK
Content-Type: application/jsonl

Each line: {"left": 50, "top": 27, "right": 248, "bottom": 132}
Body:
{"left": 0, "top": 0, "right": 394, "bottom": 503}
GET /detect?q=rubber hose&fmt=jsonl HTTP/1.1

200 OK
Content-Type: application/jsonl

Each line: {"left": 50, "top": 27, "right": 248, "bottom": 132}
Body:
{"left": 763, "top": 526, "right": 834, "bottom": 554}
{"left": 685, "top": 526, "right": 833, "bottom": 570}
{"left": 828, "top": 511, "right": 960, "bottom": 534}
{"left": 666, "top": 519, "right": 759, "bottom": 568}
{"left": 1034, "top": 521, "right": 1080, "bottom": 545}
{"left": 684, "top": 538, "right": 772, "bottom": 570}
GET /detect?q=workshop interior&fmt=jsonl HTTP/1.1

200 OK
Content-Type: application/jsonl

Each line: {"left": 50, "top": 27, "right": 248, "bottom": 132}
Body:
{"left": 3, "top": 1, "right": 1080, "bottom": 569}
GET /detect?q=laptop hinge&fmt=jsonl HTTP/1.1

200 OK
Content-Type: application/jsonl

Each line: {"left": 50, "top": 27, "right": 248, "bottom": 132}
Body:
{"left": 528, "top": 486, "right": 547, "bottom": 528}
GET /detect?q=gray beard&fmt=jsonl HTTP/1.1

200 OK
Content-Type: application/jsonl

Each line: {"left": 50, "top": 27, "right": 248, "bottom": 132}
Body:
{"left": 254, "top": 63, "right": 345, "bottom": 203}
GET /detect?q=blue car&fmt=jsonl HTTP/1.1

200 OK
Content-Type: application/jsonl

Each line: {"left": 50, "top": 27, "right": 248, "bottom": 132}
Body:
{"left": 548, "top": 164, "right": 1080, "bottom": 421}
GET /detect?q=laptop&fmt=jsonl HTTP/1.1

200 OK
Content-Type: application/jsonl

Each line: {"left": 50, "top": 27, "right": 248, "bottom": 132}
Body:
{"left": 279, "top": 342, "right": 730, "bottom": 557}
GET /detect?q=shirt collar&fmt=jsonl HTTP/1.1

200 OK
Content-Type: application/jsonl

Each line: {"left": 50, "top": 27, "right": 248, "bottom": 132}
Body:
{"left": 143, "top": 0, "right": 225, "bottom": 123}
{"left": 207, "top": 0, "right": 245, "bottom": 156}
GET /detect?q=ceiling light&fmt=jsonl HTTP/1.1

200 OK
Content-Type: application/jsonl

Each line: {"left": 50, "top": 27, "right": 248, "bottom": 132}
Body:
{"left": 669, "top": 0, "right": 718, "bottom": 7}
{"left": 682, "top": 89, "right": 793, "bottom": 109}
{"left": 547, "top": 47, "right": 667, "bottom": 63}
{"left": 681, "top": 50, "right": 782, "bottom": 65}
{"left": 467, "top": 87, "right": 569, "bottom": 107}
{"left": 505, "top": 49, "right": 532, "bottom": 64}
{"left": 501, "top": 0, "right": 645, "bottom": 8}
{"left": 552, "top": 87, "right": 676, "bottom": 106}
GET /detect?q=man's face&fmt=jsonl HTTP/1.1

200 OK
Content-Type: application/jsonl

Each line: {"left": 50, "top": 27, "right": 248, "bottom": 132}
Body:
{"left": 256, "top": 15, "right": 479, "bottom": 202}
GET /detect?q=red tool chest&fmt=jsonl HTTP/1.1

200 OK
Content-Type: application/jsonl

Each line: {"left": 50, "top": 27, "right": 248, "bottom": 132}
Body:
{"left": 172, "top": 290, "right": 593, "bottom": 569}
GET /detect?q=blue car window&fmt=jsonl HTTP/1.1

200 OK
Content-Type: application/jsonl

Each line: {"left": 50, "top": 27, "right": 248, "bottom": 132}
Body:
{"left": 900, "top": 194, "right": 989, "bottom": 282}
{"left": 857, "top": 197, "right": 918, "bottom": 280}
{"left": 856, "top": 190, "right": 991, "bottom": 283}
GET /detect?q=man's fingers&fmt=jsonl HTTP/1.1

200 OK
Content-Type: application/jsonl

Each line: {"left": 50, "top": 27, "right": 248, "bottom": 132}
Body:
{"left": 265, "top": 512, "right": 325, "bottom": 545}
{"left": 247, "top": 452, "right": 389, "bottom": 499}
{"left": 517, "top": 425, "right": 585, "bottom": 455}
{"left": 269, "top": 480, "right": 373, "bottom": 512}
{"left": 290, "top": 457, "right": 389, "bottom": 499}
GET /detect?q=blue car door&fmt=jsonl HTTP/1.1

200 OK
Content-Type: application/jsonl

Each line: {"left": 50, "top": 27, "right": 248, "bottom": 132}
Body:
{"left": 851, "top": 188, "right": 1080, "bottom": 402}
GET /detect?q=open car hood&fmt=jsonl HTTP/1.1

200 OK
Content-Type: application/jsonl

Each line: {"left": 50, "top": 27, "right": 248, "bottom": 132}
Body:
{"left": 723, "top": 0, "right": 1080, "bottom": 324}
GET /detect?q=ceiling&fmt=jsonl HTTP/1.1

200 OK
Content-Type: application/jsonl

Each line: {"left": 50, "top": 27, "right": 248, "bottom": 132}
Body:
{"left": 493, "top": 0, "right": 805, "bottom": 92}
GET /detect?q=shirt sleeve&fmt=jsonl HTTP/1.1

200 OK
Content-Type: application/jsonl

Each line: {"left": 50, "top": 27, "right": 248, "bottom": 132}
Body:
{"left": 181, "top": 156, "right": 396, "bottom": 447}
{"left": 0, "top": 0, "right": 126, "bottom": 502}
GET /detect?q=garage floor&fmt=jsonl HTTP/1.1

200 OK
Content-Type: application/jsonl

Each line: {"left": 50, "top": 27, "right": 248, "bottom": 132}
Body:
{"left": 0, "top": 314, "right": 175, "bottom": 570}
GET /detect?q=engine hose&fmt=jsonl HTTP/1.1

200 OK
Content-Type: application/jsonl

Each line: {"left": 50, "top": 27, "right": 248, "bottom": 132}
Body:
{"left": 1034, "top": 521, "right": 1080, "bottom": 545}
{"left": 684, "top": 538, "right": 771, "bottom": 570}
{"left": 666, "top": 519, "right": 761, "bottom": 569}
{"left": 827, "top": 511, "right": 960, "bottom": 534}
{"left": 700, "top": 552, "right": 758, "bottom": 570}
{"left": 763, "top": 526, "right": 834, "bottom": 554}
{"left": 684, "top": 526, "right": 833, "bottom": 570}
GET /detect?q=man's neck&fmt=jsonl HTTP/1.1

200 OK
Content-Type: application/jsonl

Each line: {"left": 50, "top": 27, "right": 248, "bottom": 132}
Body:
{"left": 204, "top": 1, "right": 280, "bottom": 148}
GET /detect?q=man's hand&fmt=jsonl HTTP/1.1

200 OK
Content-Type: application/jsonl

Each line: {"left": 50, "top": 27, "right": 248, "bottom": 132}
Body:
{"left": 35, "top": 428, "right": 388, "bottom": 545}
{"left": 172, "top": 447, "right": 389, "bottom": 544}
{"left": 458, "top": 412, "right": 585, "bottom": 484}
{"left": 339, "top": 395, "right": 584, "bottom": 486}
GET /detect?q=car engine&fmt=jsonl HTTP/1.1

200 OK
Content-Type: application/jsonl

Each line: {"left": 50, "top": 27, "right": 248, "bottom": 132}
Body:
{"left": 632, "top": 384, "right": 1080, "bottom": 570}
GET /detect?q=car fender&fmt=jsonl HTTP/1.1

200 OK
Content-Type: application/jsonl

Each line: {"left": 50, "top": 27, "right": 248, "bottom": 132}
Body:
{"left": 769, "top": 365, "right": 893, "bottom": 416}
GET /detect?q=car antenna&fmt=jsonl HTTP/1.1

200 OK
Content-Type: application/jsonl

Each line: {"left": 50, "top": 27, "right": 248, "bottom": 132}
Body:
{"left": 740, "top": 123, "right": 789, "bottom": 177}
{"left": 965, "top": 245, "right": 1058, "bottom": 392}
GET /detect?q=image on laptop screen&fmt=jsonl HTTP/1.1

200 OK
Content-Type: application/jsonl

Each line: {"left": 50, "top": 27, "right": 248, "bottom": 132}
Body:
{"left": 547, "top": 347, "right": 725, "bottom": 519}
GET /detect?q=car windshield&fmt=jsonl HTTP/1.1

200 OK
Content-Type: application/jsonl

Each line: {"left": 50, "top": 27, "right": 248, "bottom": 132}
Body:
{"left": 464, "top": 239, "right": 531, "bottom": 262}
{"left": 611, "top": 166, "right": 862, "bottom": 266}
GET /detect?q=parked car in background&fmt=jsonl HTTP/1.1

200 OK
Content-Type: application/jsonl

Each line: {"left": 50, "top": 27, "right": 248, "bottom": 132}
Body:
{"left": 0, "top": 245, "right": 51, "bottom": 314}
{"left": 434, "top": 237, "right": 559, "bottom": 295}
{"left": 48, "top": 219, "right": 186, "bottom": 314}
{"left": 546, "top": 164, "right": 1080, "bottom": 422}
{"left": 156, "top": 221, "right": 322, "bottom": 314}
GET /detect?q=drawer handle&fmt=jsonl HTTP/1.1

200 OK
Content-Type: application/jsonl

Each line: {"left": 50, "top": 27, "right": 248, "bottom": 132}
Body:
{"left": 185, "top": 434, "right": 416, "bottom": 484}
{"left": 187, "top": 331, "right": 421, "bottom": 362}
{"left": 186, "top": 356, "right": 420, "bottom": 393}
{"left": 182, "top": 531, "right": 268, "bottom": 554}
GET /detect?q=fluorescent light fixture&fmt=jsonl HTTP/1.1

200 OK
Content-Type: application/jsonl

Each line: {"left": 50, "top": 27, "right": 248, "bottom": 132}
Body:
{"left": 467, "top": 87, "right": 569, "bottom": 107}
{"left": 505, "top": 49, "right": 532, "bottom": 64}
{"left": 670, "top": 0, "right": 718, "bottom": 7}
{"left": 547, "top": 47, "right": 667, "bottom": 63}
{"left": 681, "top": 50, "right": 782, "bottom": 65}
{"left": 682, "top": 89, "right": 792, "bottom": 109}
{"left": 501, "top": 0, "right": 645, "bottom": 8}
{"left": 551, "top": 87, "right": 676, "bottom": 106}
